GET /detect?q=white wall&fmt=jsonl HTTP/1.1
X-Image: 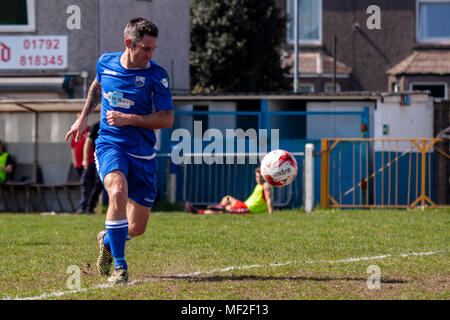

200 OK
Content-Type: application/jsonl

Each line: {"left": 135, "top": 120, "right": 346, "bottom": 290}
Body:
{"left": 374, "top": 93, "right": 434, "bottom": 151}
{"left": 306, "top": 101, "right": 375, "bottom": 139}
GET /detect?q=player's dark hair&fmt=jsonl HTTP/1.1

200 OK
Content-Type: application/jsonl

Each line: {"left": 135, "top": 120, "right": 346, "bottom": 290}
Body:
{"left": 124, "top": 17, "right": 158, "bottom": 44}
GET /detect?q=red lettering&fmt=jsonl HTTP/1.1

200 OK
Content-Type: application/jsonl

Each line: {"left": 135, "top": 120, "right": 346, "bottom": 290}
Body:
{"left": 0, "top": 42, "right": 11, "bottom": 63}
{"left": 57, "top": 55, "right": 63, "bottom": 66}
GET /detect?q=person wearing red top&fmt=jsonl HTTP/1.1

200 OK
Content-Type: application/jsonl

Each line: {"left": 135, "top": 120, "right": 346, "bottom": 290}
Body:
{"left": 70, "top": 113, "right": 95, "bottom": 213}
{"left": 70, "top": 114, "right": 90, "bottom": 178}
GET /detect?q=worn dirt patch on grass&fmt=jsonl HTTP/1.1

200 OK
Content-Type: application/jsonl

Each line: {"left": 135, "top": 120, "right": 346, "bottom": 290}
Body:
{"left": 131, "top": 272, "right": 449, "bottom": 300}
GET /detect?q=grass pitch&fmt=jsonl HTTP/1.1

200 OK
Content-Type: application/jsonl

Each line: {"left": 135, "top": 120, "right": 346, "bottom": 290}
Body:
{"left": 0, "top": 208, "right": 448, "bottom": 300}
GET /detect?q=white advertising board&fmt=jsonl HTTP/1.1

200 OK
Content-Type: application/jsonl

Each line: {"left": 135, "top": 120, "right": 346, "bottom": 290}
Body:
{"left": 0, "top": 35, "right": 67, "bottom": 70}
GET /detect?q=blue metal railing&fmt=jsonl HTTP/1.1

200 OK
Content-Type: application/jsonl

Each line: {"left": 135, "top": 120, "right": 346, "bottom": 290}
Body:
{"left": 155, "top": 107, "right": 370, "bottom": 208}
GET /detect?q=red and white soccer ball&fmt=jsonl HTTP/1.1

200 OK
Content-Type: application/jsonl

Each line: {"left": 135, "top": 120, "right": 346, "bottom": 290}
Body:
{"left": 260, "top": 149, "right": 298, "bottom": 187}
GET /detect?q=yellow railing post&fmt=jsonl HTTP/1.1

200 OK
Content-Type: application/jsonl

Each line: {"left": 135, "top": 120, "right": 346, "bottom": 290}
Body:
{"left": 320, "top": 139, "right": 330, "bottom": 208}
{"left": 411, "top": 139, "right": 439, "bottom": 208}
{"left": 421, "top": 140, "right": 426, "bottom": 207}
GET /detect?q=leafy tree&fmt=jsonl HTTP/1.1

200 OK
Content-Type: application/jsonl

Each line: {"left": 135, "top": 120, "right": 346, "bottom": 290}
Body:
{"left": 190, "top": 0, "right": 290, "bottom": 93}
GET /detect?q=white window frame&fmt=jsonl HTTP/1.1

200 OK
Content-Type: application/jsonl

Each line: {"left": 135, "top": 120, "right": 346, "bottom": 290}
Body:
{"left": 298, "top": 83, "right": 315, "bottom": 93}
{"left": 416, "top": 0, "right": 450, "bottom": 43}
{"left": 410, "top": 81, "right": 448, "bottom": 99}
{"left": 286, "top": 0, "right": 322, "bottom": 45}
{"left": 0, "top": 0, "right": 36, "bottom": 32}
{"left": 324, "top": 82, "right": 341, "bottom": 93}
{"left": 391, "top": 82, "right": 400, "bottom": 93}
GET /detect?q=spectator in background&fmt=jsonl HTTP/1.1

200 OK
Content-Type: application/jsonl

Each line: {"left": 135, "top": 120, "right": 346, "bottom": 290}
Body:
{"left": 70, "top": 113, "right": 95, "bottom": 214}
{"left": 70, "top": 113, "right": 90, "bottom": 179}
{"left": 83, "top": 121, "right": 103, "bottom": 214}
{"left": 0, "top": 140, "right": 14, "bottom": 183}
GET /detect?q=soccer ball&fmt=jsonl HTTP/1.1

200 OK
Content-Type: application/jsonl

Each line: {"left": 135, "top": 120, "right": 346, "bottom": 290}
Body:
{"left": 260, "top": 149, "right": 298, "bottom": 187}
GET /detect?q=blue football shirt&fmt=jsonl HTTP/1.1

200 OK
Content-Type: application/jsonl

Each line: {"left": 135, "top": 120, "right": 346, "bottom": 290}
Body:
{"left": 95, "top": 52, "right": 174, "bottom": 158}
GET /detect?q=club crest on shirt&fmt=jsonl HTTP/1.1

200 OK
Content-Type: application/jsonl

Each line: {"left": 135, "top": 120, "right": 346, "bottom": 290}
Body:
{"left": 135, "top": 76, "right": 146, "bottom": 87}
{"left": 160, "top": 78, "right": 169, "bottom": 88}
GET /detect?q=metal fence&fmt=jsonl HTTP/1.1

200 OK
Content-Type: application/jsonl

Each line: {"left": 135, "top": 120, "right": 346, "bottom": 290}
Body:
{"left": 166, "top": 108, "right": 368, "bottom": 209}
{"left": 320, "top": 138, "right": 450, "bottom": 208}
{"left": 179, "top": 153, "right": 304, "bottom": 208}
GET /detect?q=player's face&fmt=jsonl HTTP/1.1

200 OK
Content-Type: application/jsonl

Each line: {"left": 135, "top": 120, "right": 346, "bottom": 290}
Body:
{"left": 130, "top": 35, "right": 157, "bottom": 68}
{"left": 255, "top": 171, "right": 264, "bottom": 184}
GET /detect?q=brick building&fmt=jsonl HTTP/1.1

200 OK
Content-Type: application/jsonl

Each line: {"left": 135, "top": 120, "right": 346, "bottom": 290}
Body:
{"left": 0, "top": 0, "right": 190, "bottom": 99}
{"left": 278, "top": 0, "right": 450, "bottom": 99}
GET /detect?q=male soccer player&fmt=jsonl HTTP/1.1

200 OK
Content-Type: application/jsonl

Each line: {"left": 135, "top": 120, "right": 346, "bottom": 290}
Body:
{"left": 65, "top": 17, "right": 174, "bottom": 284}
{"left": 186, "top": 168, "right": 274, "bottom": 215}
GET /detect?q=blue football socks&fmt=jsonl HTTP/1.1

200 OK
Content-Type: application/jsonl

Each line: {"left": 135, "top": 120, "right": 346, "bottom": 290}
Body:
{"left": 105, "top": 219, "right": 129, "bottom": 270}
{"left": 103, "top": 232, "right": 134, "bottom": 251}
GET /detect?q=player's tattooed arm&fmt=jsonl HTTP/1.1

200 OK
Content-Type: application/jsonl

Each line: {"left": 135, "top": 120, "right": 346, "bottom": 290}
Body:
{"left": 65, "top": 79, "right": 102, "bottom": 142}
{"left": 84, "top": 79, "right": 102, "bottom": 115}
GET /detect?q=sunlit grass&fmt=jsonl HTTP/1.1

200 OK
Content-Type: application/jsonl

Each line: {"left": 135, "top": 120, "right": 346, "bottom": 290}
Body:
{"left": 0, "top": 208, "right": 448, "bottom": 299}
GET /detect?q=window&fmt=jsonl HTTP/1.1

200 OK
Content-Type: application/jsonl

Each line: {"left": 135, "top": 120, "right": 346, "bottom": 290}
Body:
{"left": 0, "top": 0, "right": 35, "bottom": 32}
{"left": 417, "top": 0, "right": 450, "bottom": 43}
{"left": 325, "top": 83, "right": 341, "bottom": 93}
{"left": 411, "top": 82, "right": 448, "bottom": 99}
{"left": 298, "top": 84, "right": 314, "bottom": 93}
{"left": 287, "top": 0, "right": 322, "bottom": 45}
{"left": 391, "top": 82, "right": 400, "bottom": 93}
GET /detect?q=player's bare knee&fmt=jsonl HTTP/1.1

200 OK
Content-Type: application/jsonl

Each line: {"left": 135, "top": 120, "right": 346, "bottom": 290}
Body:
{"left": 128, "top": 223, "right": 146, "bottom": 237}
{"left": 108, "top": 187, "right": 127, "bottom": 206}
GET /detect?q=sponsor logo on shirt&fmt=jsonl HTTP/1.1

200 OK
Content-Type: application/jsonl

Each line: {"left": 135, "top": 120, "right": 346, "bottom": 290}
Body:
{"left": 103, "top": 91, "right": 135, "bottom": 109}
{"left": 103, "top": 69, "right": 117, "bottom": 75}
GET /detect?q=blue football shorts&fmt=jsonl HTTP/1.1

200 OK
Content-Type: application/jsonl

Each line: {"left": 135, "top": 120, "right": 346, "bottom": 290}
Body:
{"left": 94, "top": 141, "right": 158, "bottom": 208}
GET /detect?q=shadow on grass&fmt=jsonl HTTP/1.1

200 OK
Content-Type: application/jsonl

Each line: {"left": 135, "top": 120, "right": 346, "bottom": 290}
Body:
{"left": 150, "top": 274, "right": 407, "bottom": 284}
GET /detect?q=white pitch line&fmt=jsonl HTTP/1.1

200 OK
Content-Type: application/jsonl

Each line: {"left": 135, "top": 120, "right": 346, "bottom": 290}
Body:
{"left": 173, "top": 261, "right": 295, "bottom": 278}
{"left": 3, "top": 251, "right": 440, "bottom": 300}
{"left": 327, "top": 251, "right": 437, "bottom": 263}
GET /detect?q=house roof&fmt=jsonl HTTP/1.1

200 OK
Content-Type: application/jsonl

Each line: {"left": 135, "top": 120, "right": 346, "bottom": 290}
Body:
{"left": 282, "top": 51, "right": 352, "bottom": 77}
{"left": 386, "top": 51, "right": 450, "bottom": 75}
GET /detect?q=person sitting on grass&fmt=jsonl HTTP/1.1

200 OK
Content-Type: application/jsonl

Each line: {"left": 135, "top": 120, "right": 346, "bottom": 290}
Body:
{"left": 185, "top": 167, "right": 273, "bottom": 215}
